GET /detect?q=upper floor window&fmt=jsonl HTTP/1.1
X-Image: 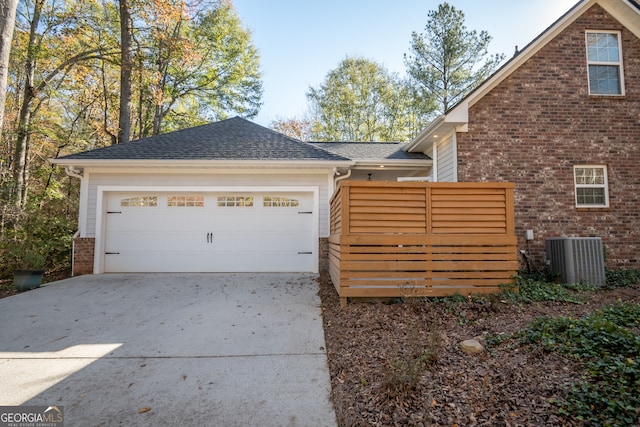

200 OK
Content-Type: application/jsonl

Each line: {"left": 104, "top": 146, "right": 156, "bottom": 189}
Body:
{"left": 586, "top": 31, "right": 624, "bottom": 95}
{"left": 574, "top": 165, "right": 609, "bottom": 208}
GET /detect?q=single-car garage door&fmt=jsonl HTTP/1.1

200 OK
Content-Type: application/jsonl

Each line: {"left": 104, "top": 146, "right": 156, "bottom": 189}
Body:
{"left": 103, "top": 191, "right": 316, "bottom": 272}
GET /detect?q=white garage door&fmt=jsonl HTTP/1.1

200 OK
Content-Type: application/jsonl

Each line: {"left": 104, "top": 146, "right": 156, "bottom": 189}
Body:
{"left": 103, "top": 191, "right": 316, "bottom": 272}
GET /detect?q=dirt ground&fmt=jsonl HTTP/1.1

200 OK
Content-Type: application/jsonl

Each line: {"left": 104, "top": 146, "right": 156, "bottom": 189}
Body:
{"left": 318, "top": 272, "right": 640, "bottom": 427}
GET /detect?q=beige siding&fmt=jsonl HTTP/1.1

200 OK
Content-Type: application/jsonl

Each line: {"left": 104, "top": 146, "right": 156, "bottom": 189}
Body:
{"left": 84, "top": 170, "right": 332, "bottom": 238}
{"left": 436, "top": 134, "right": 457, "bottom": 182}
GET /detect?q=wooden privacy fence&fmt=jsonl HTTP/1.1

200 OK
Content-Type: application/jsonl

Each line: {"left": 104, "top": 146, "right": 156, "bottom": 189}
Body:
{"left": 328, "top": 181, "right": 518, "bottom": 306}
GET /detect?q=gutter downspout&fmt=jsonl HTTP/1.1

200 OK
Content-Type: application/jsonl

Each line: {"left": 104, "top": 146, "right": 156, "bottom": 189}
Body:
{"left": 334, "top": 168, "right": 352, "bottom": 188}
{"left": 64, "top": 166, "right": 83, "bottom": 180}
{"left": 64, "top": 166, "right": 83, "bottom": 276}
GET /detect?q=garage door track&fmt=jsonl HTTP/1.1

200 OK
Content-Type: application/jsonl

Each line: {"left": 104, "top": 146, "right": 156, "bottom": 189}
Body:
{"left": 0, "top": 273, "right": 337, "bottom": 426}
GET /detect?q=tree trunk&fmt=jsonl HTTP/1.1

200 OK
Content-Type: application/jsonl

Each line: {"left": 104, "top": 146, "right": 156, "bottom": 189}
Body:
{"left": 12, "top": 0, "right": 45, "bottom": 209}
{"left": 0, "top": 0, "right": 19, "bottom": 146}
{"left": 117, "top": 0, "right": 132, "bottom": 144}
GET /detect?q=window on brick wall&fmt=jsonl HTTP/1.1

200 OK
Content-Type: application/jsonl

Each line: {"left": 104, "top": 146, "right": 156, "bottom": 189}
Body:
{"left": 574, "top": 165, "right": 609, "bottom": 208}
{"left": 585, "top": 31, "right": 624, "bottom": 95}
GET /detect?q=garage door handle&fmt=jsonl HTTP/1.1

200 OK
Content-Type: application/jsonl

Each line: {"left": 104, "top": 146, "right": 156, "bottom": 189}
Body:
{"left": 298, "top": 251, "right": 312, "bottom": 254}
{"left": 105, "top": 252, "right": 120, "bottom": 255}
{"left": 298, "top": 211, "right": 312, "bottom": 214}
{"left": 207, "top": 233, "right": 214, "bottom": 243}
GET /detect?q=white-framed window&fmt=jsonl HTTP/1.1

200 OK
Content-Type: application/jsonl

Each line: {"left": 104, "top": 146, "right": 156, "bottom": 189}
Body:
{"left": 585, "top": 31, "right": 624, "bottom": 95}
{"left": 217, "top": 195, "right": 254, "bottom": 207}
{"left": 167, "top": 195, "right": 204, "bottom": 207}
{"left": 120, "top": 196, "right": 158, "bottom": 207}
{"left": 574, "top": 165, "right": 609, "bottom": 208}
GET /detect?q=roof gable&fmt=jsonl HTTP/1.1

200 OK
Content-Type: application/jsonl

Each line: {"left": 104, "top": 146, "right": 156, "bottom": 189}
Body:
{"left": 55, "top": 117, "right": 348, "bottom": 162}
{"left": 406, "top": 0, "right": 640, "bottom": 153}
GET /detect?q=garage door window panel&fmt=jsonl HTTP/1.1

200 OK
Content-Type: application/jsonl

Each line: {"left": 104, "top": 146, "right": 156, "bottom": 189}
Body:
{"left": 263, "top": 196, "right": 300, "bottom": 207}
{"left": 168, "top": 195, "right": 205, "bottom": 207}
{"left": 217, "top": 196, "right": 254, "bottom": 207}
{"left": 120, "top": 196, "right": 158, "bottom": 207}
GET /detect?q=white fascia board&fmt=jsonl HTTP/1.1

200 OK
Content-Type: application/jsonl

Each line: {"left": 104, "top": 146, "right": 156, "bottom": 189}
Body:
{"left": 405, "top": 111, "right": 467, "bottom": 154}
{"left": 404, "top": 115, "right": 445, "bottom": 153}
{"left": 604, "top": 0, "right": 640, "bottom": 38}
{"left": 461, "top": 0, "right": 601, "bottom": 107}
{"left": 405, "top": 0, "right": 616, "bottom": 155}
{"left": 459, "top": 0, "right": 640, "bottom": 105}
{"left": 49, "top": 159, "right": 354, "bottom": 169}
{"left": 351, "top": 159, "right": 433, "bottom": 169}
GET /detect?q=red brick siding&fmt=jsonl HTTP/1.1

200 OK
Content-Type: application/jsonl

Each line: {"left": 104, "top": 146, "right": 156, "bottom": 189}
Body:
{"left": 456, "top": 5, "right": 640, "bottom": 268}
{"left": 319, "top": 237, "right": 329, "bottom": 273}
{"left": 73, "top": 238, "right": 95, "bottom": 276}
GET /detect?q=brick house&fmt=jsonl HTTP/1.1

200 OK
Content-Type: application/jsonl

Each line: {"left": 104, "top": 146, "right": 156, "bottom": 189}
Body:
{"left": 404, "top": 0, "right": 640, "bottom": 269}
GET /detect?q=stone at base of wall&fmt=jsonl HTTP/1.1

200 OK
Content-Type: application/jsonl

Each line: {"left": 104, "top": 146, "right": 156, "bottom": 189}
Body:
{"left": 319, "top": 237, "right": 329, "bottom": 273}
{"left": 73, "top": 237, "right": 95, "bottom": 276}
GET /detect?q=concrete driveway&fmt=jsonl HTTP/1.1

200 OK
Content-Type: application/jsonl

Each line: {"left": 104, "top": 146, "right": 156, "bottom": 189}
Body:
{"left": 0, "top": 273, "right": 337, "bottom": 426}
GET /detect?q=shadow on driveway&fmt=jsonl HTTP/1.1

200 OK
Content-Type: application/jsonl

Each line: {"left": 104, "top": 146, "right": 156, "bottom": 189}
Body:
{"left": 0, "top": 273, "right": 337, "bottom": 426}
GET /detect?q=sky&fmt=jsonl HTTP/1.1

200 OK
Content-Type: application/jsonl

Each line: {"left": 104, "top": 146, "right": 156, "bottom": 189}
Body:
{"left": 231, "top": 0, "right": 578, "bottom": 126}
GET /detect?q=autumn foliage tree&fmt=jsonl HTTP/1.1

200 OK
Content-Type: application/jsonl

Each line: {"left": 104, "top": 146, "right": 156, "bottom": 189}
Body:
{"left": 306, "top": 57, "right": 418, "bottom": 142}
{"left": 271, "top": 117, "right": 312, "bottom": 141}
{"left": 0, "top": 0, "right": 263, "bottom": 279}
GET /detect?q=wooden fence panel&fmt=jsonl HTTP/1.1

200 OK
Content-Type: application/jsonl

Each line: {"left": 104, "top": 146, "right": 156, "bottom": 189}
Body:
{"left": 328, "top": 181, "right": 518, "bottom": 306}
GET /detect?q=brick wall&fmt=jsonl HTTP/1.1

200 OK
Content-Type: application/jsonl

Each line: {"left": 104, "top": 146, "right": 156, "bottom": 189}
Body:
{"left": 73, "top": 238, "right": 95, "bottom": 276}
{"left": 456, "top": 5, "right": 640, "bottom": 269}
{"left": 319, "top": 237, "right": 329, "bottom": 273}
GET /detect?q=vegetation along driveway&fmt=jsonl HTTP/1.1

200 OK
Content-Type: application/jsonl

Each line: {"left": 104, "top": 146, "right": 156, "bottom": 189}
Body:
{"left": 0, "top": 273, "right": 337, "bottom": 426}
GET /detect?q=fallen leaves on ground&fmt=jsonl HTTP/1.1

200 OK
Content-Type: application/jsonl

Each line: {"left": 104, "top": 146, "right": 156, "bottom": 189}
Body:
{"left": 318, "top": 273, "right": 640, "bottom": 427}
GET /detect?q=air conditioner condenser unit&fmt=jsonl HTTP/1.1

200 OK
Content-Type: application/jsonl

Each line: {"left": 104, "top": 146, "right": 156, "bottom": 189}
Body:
{"left": 546, "top": 237, "right": 605, "bottom": 286}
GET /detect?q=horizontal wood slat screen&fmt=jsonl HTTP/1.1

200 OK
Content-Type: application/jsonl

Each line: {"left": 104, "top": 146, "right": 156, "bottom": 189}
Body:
{"left": 329, "top": 181, "right": 517, "bottom": 306}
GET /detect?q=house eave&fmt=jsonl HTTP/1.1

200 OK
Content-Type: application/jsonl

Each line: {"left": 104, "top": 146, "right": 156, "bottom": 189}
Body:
{"left": 351, "top": 159, "right": 433, "bottom": 170}
{"left": 405, "top": 115, "right": 467, "bottom": 153}
{"left": 49, "top": 158, "right": 354, "bottom": 170}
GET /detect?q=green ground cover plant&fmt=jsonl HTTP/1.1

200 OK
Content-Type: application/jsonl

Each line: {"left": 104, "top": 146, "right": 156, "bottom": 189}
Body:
{"left": 520, "top": 303, "right": 640, "bottom": 426}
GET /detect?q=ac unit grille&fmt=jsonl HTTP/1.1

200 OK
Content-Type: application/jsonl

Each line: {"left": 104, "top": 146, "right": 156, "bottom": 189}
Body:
{"left": 546, "top": 237, "right": 605, "bottom": 286}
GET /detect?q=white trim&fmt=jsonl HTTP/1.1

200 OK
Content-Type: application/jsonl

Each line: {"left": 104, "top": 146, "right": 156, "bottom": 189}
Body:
{"left": 451, "top": 133, "right": 458, "bottom": 182}
{"left": 431, "top": 143, "right": 438, "bottom": 182}
{"left": 406, "top": 0, "right": 640, "bottom": 154}
{"left": 78, "top": 171, "right": 89, "bottom": 237}
{"left": 573, "top": 165, "right": 610, "bottom": 208}
{"left": 51, "top": 158, "right": 353, "bottom": 169}
{"left": 94, "top": 185, "right": 320, "bottom": 274}
{"left": 585, "top": 30, "right": 625, "bottom": 96}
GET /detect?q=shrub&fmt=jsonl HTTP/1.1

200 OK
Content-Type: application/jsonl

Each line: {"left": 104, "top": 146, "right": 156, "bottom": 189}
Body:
{"left": 0, "top": 208, "right": 74, "bottom": 279}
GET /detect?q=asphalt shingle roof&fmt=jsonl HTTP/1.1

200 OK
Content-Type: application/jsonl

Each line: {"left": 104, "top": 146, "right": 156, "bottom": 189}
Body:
{"left": 57, "top": 117, "right": 349, "bottom": 162}
{"left": 311, "top": 142, "right": 430, "bottom": 161}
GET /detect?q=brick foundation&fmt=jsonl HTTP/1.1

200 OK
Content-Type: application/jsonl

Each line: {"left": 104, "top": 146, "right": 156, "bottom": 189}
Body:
{"left": 73, "top": 237, "right": 95, "bottom": 276}
{"left": 319, "top": 237, "right": 329, "bottom": 273}
{"left": 455, "top": 4, "right": 640, "bottom": 269}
